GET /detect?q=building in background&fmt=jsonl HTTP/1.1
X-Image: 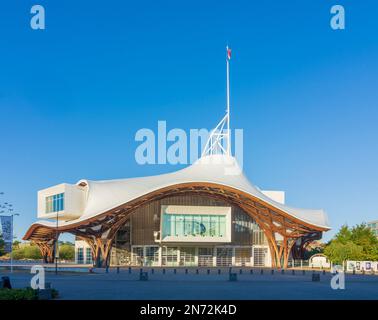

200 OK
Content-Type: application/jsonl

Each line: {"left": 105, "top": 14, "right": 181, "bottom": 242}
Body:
{"left": 367, "top": 220, "right": 378, "bottom": 238}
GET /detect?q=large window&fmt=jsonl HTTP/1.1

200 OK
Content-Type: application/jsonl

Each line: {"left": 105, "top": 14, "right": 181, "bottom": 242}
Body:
{"left": 145, "top": 246, "right": 159, "bottom": 266}
{"left": 77, "top": 248, "right": 84, "bottom": 264}
{"left": 132, "top": 247, "right": 144, "bottom": 266}
{"left": 161, "top": 247, "right": 178, "bottom": 266}
{"left": 162, "top": 214, "right": 226, "bottom": 239}
{"left": 46, "top": 193, "right": 64, "bottom": 213}
{"left": 179, "top": 247, "right": 196, "bottom": 266}
{"left": 216, "top": 247, "right": 233, "bottom": 267}
{"left": 85, "top": 248, "right": 93, "bottom": 264}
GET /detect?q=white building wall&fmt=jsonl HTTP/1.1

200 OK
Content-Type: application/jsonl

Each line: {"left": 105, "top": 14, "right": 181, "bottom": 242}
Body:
{"left": 38, "top": 183, "right": 86, "bottom": 221}
{"left": 75, "top": 240, "right": 93, "bottom": 265}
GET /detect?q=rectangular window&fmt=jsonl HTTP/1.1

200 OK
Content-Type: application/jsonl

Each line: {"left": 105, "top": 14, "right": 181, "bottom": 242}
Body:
{"left": 198, "top": 247, "right": 213, "bottom": 267}
{"left": 161, "top": 246, "right": 178, "bottom": 266}
{"left": 132, "top": 247, "right": 144, "bottom": 266}
{"left": 179, "top": 247, "right": 196, "bottom": 266}
{"left": 45, "top": 193, "right": 64, "bottom": 213}
{"left": 162, "top": 213, "right": 227, "bottom": 239}
{"left": 216, "top": 247, "right": 233, "bottom": 267}
{"left": 235, "top": 247, "right": 252, "bottom": 266}
{"left": 77, "top": 248, "right": 84, "bottom": 264}
{"left": 85, "top": 248, "right": 93, "bottom": 264}
{"left": 253, "top": 247, "right": 267, "bottom": 267}
{"left": 145, "top": 246, "right": 159, "bottom": 266}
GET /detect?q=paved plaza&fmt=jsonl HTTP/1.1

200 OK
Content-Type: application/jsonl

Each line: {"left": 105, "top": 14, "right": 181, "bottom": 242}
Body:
{"left": 1, "top": 267, "right": 378, "bottom": 300}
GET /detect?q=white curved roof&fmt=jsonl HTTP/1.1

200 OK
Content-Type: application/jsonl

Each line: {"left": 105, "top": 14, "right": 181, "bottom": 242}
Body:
{"left": 30, "top": 154, "right": 330, "bottom": 231}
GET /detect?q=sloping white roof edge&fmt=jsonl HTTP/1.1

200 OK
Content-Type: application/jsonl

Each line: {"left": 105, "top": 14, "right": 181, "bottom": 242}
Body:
{"left": 28, "top": 155, "right": 330, "bottom": 232}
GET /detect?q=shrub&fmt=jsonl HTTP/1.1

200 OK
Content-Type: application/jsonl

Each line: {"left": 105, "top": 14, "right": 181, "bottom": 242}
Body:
{"left": 0, "top": 288, "right": 38, "bottom": 300}
{"left": 0, "top": 287, "right": 59, "bottom": 300}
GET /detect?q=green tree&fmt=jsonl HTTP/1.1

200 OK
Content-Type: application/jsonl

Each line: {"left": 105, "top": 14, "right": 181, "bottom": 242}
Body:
{"left": 334, "top": 225, "right": 352, "bottom": 244}
{"left": 12, "top": 240, "right": 21, "bottom": 250}
{"left": 324, "top": 241, "right": 364, "bottom": 264}
{"left": 0, "top": 234, "right": 5, "bottom": 257}
{"left": 58, "top": 244, "right": 75, "bottom": 261}
{"left": 12, "top": 245, "right": 42, "bottom": 260}
{"left": 324, "top": 224, "right": 378, "bottom": 263}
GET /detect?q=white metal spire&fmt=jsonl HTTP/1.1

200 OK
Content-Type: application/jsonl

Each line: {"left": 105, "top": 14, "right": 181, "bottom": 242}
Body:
{"left": 202, "top": 46, "right": 232, "bottom": 157}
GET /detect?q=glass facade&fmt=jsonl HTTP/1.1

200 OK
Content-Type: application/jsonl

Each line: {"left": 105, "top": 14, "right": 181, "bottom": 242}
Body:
{"left": 145, "top": 246, "right": 159, "bottom": 266}
{"left": 179, "top": 247, "right": 196, "bottom": 266}
{"left": 235, "top": 247, "right": 252, "bottom": 266}
{"left": 85, "top": 248, "right": 93, "bottom": 264}
{"left": 46, "top": 193, "right": 64, "bottom": 213}
{"left": 216, "top": 247, "right": 233, "bottom": 266}
{"left": 161, "top": 247, "right": 178, "bottom": 266}
{"left": 368, "top": 222, "right": 378, "bottom": 237}
{"left": 109, "top": 194, "right": 270, "bottom": 267}
{"left": 162, "top": 213, "right": 226, "bottom": 239}
{"left": 132, "top": 247, "right": 144, "bottom": 266}
{"left": 77, "top": 247, "right": 84, "bottom": 264}
{"left": 198, "top": 247, "right": 213, "bottom": 267}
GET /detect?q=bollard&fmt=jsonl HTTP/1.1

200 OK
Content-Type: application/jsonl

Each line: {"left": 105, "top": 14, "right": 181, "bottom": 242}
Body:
{"left": 117, "top": 267, "right": 120, "bottom": 274}
{"left": 128, "top": 267, "right": 131, "bottom": 274}
{"left": 229, "top": 273, "right": 237, "bottom": 281}
{"left": 163, "top": 268, "right": 166, "bottom": 274}
{"left": 140, "top": 272, "right": 148, "bottom": 281}
{"left": 196, "top": 269, "right": 199, "bottom": 274}
{"left": 151, "top": 268, "right": 154, "bottom": 274}
{"left": 207, "top": 269, "right": 210, "bottom": 275}
{"left": 239, "top": 269, "right": 242, "bottom": 274}
{"left": 185, "top": 269, "right": 188, "bottom": 274}
{"left": 271, "top": 269, "right": 274, "bottom": 275}
{"left": 1, "top": 277, "right": 11, "bottom": 289}
{"left": 250, "top": 269, "right": 253, "bottom": 274}
{"left": 218, "top": 269, "right": 221, "bottom": 275}
{"left": 260, "top": 269, "right": 264, "bottom": 275}
{"left": 312, "top": 273, "right": 320, "bottom": 282}
{"left": 174, "top": 269, "right": 177, "bottom": 274}
{"left": 292, "top": 269, "right": 295, "bottom": 275}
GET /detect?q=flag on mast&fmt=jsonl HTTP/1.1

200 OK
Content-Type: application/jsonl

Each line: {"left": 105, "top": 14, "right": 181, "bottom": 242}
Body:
{"left": 227, "top": 46, "right": 232, "bottom": 60}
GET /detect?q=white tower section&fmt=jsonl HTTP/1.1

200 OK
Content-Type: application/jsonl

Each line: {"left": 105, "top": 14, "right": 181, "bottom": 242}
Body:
{"left": 202, "top": 46, "right": 232, "bottom": 157}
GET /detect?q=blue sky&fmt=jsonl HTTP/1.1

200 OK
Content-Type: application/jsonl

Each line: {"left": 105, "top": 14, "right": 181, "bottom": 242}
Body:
{"left": 0, "top": 0, "right": 377, "bottom": 242}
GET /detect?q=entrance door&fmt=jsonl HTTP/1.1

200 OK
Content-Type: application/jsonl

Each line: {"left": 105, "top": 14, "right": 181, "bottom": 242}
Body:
{"left": 198, "top": 247, "right": 213, "bottom": 267}
{"left": 235, "top": 247, "right": 251, "bottom": 266}
{"left": 253, "top": 247, "right": 267, "bottom": 267}
{"left": 216, "top": 247, "right": 233, "bottom": 266}
{"left": 179, "top": 247, "right": 196, "bottom": 266}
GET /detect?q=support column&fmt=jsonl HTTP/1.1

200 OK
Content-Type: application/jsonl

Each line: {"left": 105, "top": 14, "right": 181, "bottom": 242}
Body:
{"left": 78, "top": 236, "right": 113, "bottom": 268}
{"left": 34, "top": 239, "right": 56, "bottom": 264}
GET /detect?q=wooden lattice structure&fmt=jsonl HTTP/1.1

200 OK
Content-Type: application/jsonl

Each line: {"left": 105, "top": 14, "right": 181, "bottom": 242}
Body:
{"left": 23, "top": 182, "right": 327, "bottom": 268}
